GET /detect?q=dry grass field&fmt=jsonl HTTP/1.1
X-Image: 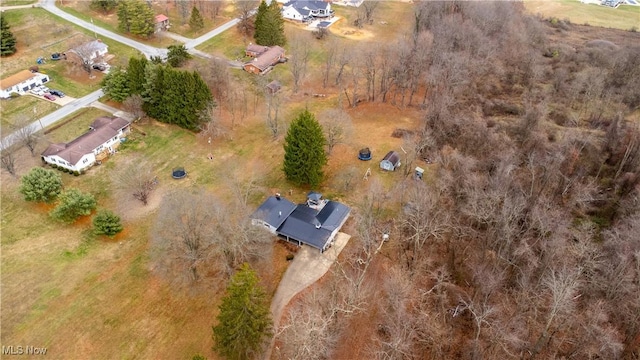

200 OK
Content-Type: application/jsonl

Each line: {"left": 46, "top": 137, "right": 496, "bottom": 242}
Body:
{"left": 0, "top": 2, "right": 426, "bottom": 359}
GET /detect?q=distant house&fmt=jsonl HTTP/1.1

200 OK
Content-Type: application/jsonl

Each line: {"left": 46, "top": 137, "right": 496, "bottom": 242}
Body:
{"left": 155, "top": 14, "right": 170, "bottom": 33}
{"left": 41, "top": 117, "right": 130, "bottom": 173}
{"left": 68, "top": 40, "right": 109, "bottom": 65}
{"left": 0, "top": 70, "right": 50, "bottom": 99}
{"left": 243, "top": 45, "right": 286, "bottom": 75}
{"left": 380, "top": 150, "right": 401, "bottom": 171}
{"left": 251, "top": 192, "right": 351, "bottom": 252}
{"left": 281, "top": 0, "right": 334, "bottom": 22}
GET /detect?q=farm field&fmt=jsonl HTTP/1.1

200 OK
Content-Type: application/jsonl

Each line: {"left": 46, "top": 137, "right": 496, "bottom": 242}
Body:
{"left": 524, "top": 0, "right": 640, "bottom": 30}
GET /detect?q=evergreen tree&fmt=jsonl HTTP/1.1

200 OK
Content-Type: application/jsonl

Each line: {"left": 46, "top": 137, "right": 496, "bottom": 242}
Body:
{"left": 253, "top": 0, "right": 268, "bottom": 43}
{"left": 143, "top": 66, "right": 212, "bottom": 130}
{"left": 101, "top": 67, "right": 131, "bottom": 102}
{"left": 118, "top": 0, "right": 155, "bottom": 37}
{"left": 167, "top": 44, "right": 192, "bottom": 67}
{"left": 19, "top": 167, "right": 63, "bottom": 203}
{"left": 127, "top": 56, "right": 148, "bottom": 95}
{"left": 188, "top": 6, "right": 204, "bottom": 32}
{"left": 117, "top": 0, "right": 132, "bottom": 33}
{"left": 91, "top": 0, "right": 118, "bottom": 14}
{"left": 0, "top": 13, "right": 17, "bottom": 57}
{"left": 93, "top": 209, "right": 123, "bottom": 236}
{"left": 212, "top": 263, "right": 272, "bottom": 360}
{"left": 50, "top": 189, "right": 97, "bottom": 223}
{"left": 129, "top": 0, "right": 155, "bottom": 38}
{"left": 283, "top": 109, "right": 327, "bottom": 187}
{"left": 254, "top": 0, "right": 286, "bottom": 46}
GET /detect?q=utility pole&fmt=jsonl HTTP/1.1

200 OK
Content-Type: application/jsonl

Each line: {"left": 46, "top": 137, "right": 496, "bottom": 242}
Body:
{"left": 91, "top": 18, "right": 97, "bottom": 39}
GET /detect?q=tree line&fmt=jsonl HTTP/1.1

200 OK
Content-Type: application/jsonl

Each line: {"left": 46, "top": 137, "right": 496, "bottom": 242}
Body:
{"left": 102, "top": 56, "right": 212, "bottom": 131}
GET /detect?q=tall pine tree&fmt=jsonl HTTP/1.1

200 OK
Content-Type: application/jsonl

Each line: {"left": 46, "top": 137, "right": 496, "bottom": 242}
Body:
{"left": 254, "top": 0, "right": 286, "bottom": 46}
{"left": 143, "top": 65, "right": 212, "bottom": 130}
{"left": 189, "top": 6, "right": 204, "bottom": 32}
{"left": 1, "top": 13, "right": 17, "bottom": 57}
{"left": 127, "top": 56, "right": 148, "bottom": 95}
{"left": 101, "top": 67, "right": 130, "bottom": 102}
{"left": 118, "top": 0, "right": 154, "bottom": 37}
{"left": 283, "top": 109, "right": 327, "bottom": 187}
{"left": 212, "top": 263, "right": 272, "bottom": 360}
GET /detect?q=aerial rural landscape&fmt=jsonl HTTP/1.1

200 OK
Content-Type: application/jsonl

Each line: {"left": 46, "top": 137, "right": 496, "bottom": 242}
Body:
{"left": 0, "top": 0, "right": 639, "bottom": 358}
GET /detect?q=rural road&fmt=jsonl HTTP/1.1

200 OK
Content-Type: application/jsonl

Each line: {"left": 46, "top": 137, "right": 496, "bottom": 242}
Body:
{"left": 1, "top": 89, "right": 104, "bottom": 150}
{"left": 264, "top": 232, "right": 351, "bottom": 360}
{"left": 40, "top": 0, "right": 168, "bottom": 60}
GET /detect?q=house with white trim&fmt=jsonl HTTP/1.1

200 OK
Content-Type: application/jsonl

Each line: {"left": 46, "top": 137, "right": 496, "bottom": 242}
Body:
{"left": 0, "top": 70, "right": 50, "bottom": 99}
{"left": 251, "top": 192, "right": 350, "bottom": 252}
{"left": 41, "top": 117, "right": 130, "bottom": 173}
{"left": 281, "top": 0, "right": 334, "bottom": 22}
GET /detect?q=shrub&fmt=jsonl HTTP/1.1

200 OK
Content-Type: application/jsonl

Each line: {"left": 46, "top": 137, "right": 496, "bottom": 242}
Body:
{"left": 73, "top": 171, "right": 80, "bottom": 176}
{"left": 19, "top": 167, "right": 63, "bottom": 203}
{"left": 50, "top": 188, "right": 97, "bottom": 223}
{"left": 286, "top": 253, "right": 294, "bottom": 261}
{"left": 92, "top": 209, "right": 123, "bottom": 236}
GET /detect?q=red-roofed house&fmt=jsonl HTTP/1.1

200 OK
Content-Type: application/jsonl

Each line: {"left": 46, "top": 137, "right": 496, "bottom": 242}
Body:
{"left": 243, "top": 45, "right": 286, "bottom": 75}
{"left": 155, "top": 14, "right": 170, "bottom": 33}
{"left": 41, "top": 117, "right": 131, "bottom": 172}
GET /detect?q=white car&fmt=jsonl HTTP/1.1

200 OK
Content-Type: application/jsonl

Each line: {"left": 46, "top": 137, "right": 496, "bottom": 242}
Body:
{"left": 30, "top": 88, "right": 45, "bottom": 96}
{"left": 38, "top": 85, "right": 50, "bottom": 92}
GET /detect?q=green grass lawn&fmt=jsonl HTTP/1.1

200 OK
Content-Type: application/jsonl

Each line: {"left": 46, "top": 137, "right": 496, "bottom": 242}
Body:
{"left": 45, "top": 107, "right": 112, "bottom": 143}
{"left": 58, "top": 5, "right": 179, "bottom": 48}
{"left": 195, "top": 26, "right": 248, "bottom": 60}
{"left": 0, "top": 0, "right": 36, "bottom": 5}
{"left": 525, "top": 0, "right": 640, "bottom": 30}
{"left": 0, "top": 95, "right": 59, "bottom": 134}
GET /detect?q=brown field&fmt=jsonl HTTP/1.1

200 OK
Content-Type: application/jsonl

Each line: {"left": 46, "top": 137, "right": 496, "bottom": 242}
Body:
{"left": 524, "top": 0, "right": 640, "bottom": 30}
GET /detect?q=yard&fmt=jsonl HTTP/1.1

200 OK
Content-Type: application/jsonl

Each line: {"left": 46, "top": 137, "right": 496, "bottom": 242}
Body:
{"left": 1, "top": 86, "right": 423, "bottom": 359}
{"left": 524, "top": 0, "right": 640, "bottom": 30}
{"left": 0, "top": 95, "right": 59, "bottom": 134}
{"left": 1, "top": 2, "right": 427, "bottom": 358}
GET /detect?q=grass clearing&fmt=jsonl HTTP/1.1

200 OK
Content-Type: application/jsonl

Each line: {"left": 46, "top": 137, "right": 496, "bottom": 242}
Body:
{"left": 196, "top": 25, "right": 248, "bottom": 59}
{"left": 0, "top": 95, "right": 59, "bottom": 133}
{"left": 0, "top": 0, "right": 36, "bottom": 5}
{"left": 524, "top": 0, "right": 640, "bottom": 30}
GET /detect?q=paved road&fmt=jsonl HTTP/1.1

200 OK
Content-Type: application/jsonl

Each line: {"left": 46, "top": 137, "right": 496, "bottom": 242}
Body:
{"left": 40, "top": 0, "right": 168, "bottom": 60}
{"left": 0, "top": 3, "right": 39, "bottom": 11}
{"left": 1, "top": 89, "right": 104, "bottom": 151}
{"left": 183, "top": 18, "right": 241, "bottom": 49}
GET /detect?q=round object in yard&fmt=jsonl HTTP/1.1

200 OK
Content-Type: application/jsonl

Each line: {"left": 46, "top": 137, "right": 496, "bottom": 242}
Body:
{"left": 358, "top": 147, "right": 372, "bottom": 161}
{"left": 172, "top": 167, "right": 187, "bottom": 179}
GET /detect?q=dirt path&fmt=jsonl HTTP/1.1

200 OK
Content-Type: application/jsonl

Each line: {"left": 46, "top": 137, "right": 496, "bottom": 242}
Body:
{"left": 264, "top": 232, "right": 351, "bottom": 360}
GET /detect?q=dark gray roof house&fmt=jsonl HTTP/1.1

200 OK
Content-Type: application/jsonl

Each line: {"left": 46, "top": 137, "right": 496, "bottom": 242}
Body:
{"left": 251, "top": 193, "right": 350, "bottom": 252}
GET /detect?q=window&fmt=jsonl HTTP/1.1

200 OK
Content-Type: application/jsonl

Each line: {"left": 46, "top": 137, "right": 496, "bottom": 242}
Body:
{"left": 83, "top": 158, "right": 88, "bottom": 164}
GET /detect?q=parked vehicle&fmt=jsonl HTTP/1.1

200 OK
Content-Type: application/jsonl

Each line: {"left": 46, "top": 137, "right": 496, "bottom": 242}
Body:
{"left": 43, "top": 93, "right": 56, "bottom": 101}
{"left": 30, "top": 88, "right": 45, "bottom": 96}
{"left": 50, "top": 52, "right": 66, "bottom": 61}
{"left": 49, "top": 89, "right": 65, "bottom": 98}
{"left": 92, "top": 63, "right": 107, "bottom": 71}
{"left": 38, "top": 85, "right": 50, "bottom": 92}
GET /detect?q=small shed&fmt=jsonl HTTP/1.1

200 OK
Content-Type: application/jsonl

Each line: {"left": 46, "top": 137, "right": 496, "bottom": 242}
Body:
{"left": 380, "top": 151, "right": 401, "bottom": 171}
{"left": 155, "top": 14, "right": 170, "bottom": 32}
{"left": 266, "top": 80, "right": 282, "bottom": 94}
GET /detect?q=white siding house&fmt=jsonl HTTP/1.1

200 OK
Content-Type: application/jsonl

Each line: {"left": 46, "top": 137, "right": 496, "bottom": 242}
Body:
{"left": 41, "top": 117, "right": 130, "bottom": 173}
{"left": 281, "top": 0, "right": 333, "bottom": 22}
{"left": 0, "top": 70, "right": 50, "bottom": 99}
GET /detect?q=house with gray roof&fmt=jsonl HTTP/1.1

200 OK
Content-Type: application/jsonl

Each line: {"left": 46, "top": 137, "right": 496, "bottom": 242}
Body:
{"left": 41, "top": 117, "right": 130, "bottom": 173}
{"left": 251, "top": 193, "right": 350, "bottom": 252}
{"left": 282, "top": 0, "right": 334, "bottom": 22}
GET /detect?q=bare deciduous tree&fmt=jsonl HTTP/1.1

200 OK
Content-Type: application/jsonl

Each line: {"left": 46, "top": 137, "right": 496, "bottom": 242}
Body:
{"left": 265, "top": 85, "right": 284, "bottom": 138}
{"left": 236, "top": 0, "right": 258, "bottom": 38}
{"left": 0, "top": 138, "right": 17, "bottom": 176}
{"left": 122, "top": 95, "right": 145, "bottom": 121}
{"left": 289, "top": 33, "right": 311, "bottom": 93}
{"left": 318, "top": 108, "right": 352, "bottom": 155}
{"left": 151, "top": 188, "right": 222, "bottom": 285}
{"left": 14, "top": 116, "right": 40, "bottom": 156}
{"left": 113, "top": 161, "right": 157, "bottom": 206}
{"left": 199, "top": 101, "right": 227, "bottom": 140}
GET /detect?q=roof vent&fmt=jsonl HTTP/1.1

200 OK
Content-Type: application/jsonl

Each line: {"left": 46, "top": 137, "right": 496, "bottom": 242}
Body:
{"left": 315, "top": 224, "right": 321, "bottom": 229}
{"left": 275, "top": 193, "right": 281, "bottom": 200}
{"left": 279, "top": 211, "right": 282, "bottom": 217}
